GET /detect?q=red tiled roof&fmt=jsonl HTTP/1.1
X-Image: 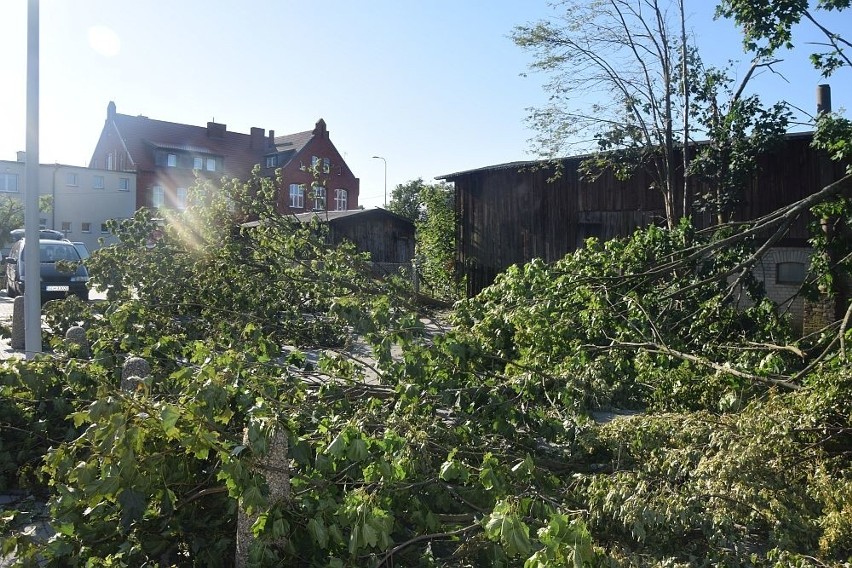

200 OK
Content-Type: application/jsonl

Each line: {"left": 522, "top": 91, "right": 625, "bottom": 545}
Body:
{"left": 111, "top": 113, "right": 279, "bottom": 180}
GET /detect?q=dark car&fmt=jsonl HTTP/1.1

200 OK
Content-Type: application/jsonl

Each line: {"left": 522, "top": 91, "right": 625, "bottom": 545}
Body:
{"left": 4, "top": 238, "right": 89, "bottom": 301}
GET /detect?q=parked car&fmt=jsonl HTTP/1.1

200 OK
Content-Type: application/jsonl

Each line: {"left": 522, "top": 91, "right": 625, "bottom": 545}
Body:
{"left": 72, "top": 241, "right": 91, "bottom": 260}
{"left": 4, "top": 238, "right": 89, "bottom": 301}
{"left": 10, "top": 228, "right": 66, "bottom": 242}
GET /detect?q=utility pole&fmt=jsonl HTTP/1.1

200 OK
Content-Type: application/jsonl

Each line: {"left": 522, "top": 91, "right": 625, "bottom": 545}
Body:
{"left": 24, "top": 0, "right": 42, "bottom": 356}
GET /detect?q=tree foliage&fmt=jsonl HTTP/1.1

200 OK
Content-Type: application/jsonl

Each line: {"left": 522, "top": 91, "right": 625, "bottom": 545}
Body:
{"left": 2, "top": 3, "right": 852, "bottom": 565}
{"left": 388, "top": 178, "right": 460, "bottom": 300}
{"left": 0, "top": 194, "right": 53, "bottom": 251}
{"left": 716, "top": 0, "right": 851, "bottom": 76}
{"left": 0, "top": 164, "right": 850, "bottom": 566}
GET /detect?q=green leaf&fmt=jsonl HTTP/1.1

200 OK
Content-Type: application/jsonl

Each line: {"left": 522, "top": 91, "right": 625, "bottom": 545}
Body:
{"left": 326, "top": 432, "right": 347, "bottom": 458}
{"left": 160, "top": 404, "right": 181, "bottom": 438}
{"left": 118, "top": 488, "right": 146, "bottom": 531}
{"left": 308, "top": 517, "right": 329, "bottom": 549}
{"left": 346, "top": 438, "right": 368, "bottom": 462}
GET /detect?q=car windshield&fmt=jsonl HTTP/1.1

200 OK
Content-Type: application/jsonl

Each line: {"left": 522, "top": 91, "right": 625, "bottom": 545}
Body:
{"left": 39, "top": 243, "right": 80, "bottom": 263}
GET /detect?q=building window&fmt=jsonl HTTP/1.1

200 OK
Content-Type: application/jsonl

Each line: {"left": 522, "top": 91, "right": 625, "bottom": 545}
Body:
{"left": 265, "top": 155, "right": 278, "bottom": 168}
{"left": 66, "top": 173, "right": 78, "bottom": 186}
{"left": 313, "top": 185, "right": 326, "bottom": 210}
{"left": 93, "top": 175, "right": 105, "bottom": 189}
{"left": 193, "top": 157, "right": 203, "bottom": 170}
{"left": 289, "top": 184, "right": 304, "bottom": 209}
{"left": 0, "top": 173, "right": 18, "bottom": 192}
{"left": 176, "top": 187, "right": 187, "bottom": 210}
{"left": 106, "top": 153, "right": 115, "bottom": 170}
{"left": 81, "top": 222, "right": 92, "bottom": 233}
{"left": 777, "top": 262, "right": 807, "bottom": 285}
{"left": 323, "top": 158, "right": 330, "bottom": 173}
{"left": 101, "top": 223, "right": 110, "bottom": 234}
{"left": 152, "top": 185, "right": 165, "bottom": 208}
{"left": 206, "top": 158, "right": 216, "bottom": 172}
{"left": 119, "top": 177, "right": 130, "bottom": 191}
{"left": 311, "top": 155, "right": 320, "bottom": 171}
{"left": 334, "top": 189, "right": 348, "bottom": 211}
{"left": 167, "top": 153, "right": 177, "bottom": 167}
{"left": 61, "top": 221, "right": 72, "bottom": 234}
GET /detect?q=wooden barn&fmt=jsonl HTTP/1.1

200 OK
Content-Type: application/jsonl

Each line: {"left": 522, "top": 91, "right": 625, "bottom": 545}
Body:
{"left": 293, "top": 208, "right": 415, "bottom": 270}
{"left": 439, "top": 132, "right": 842, "bottom": 298}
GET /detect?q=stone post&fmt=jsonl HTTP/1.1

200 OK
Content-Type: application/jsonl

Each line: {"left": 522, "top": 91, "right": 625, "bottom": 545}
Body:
{"left": 121, "top": 356, "right": 150, "bottom": 392}
{"left": 65, "top": 325, "right": 89, "bottom": 357}
{"left": 235, "top": 425, "right": 290, "bottom": 568}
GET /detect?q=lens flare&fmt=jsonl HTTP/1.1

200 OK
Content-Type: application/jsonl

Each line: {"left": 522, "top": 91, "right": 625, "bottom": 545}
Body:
{"left": 88, "top": 26, "right": 121, "bottom": 57}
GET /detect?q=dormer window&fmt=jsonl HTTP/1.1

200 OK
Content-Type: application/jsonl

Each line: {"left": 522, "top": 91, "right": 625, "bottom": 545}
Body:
{"left": 167, "top": 153, "right": 177, "bottom": 167}
{"left": 206, "top": 158, "right": 216, "bottom": 172}
{"left": 266, "top": 155, "right": 278, "bottom": 168}
{"left": 194, "top": 157, "right": 203, "bottom": 170}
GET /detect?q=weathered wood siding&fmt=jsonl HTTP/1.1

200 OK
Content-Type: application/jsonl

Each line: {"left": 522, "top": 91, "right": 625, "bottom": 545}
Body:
{"left": 329, "top": 214, "right": 414, "bottom": 264}
{"left": 451, "top": 134, "right": 844, "bottom": 296}
{"left": 455, "top": 159, "right": 664, "bottom": 296}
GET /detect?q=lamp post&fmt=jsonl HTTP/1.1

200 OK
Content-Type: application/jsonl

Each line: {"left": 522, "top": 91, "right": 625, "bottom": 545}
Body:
{"left": 372, "top": 155, "right": 386, "bottom": 207}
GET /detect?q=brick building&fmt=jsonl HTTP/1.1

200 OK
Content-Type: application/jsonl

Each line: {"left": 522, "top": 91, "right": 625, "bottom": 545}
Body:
{"left": 89, "top": 102, "right": 359, "bottom": 214}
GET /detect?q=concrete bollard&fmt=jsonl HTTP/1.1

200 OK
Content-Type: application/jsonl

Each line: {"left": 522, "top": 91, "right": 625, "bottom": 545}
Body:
{"left": 235, "top": 425, "right": 290, "bottom": 567}
{"left": 121, "top": 356, "right": 150, "bottom": 392}
{"left": 65, "top": 325, "right": 89, "bottom": 357}
{"left": 10, "top": 296, "right": 25, "bottom": 350}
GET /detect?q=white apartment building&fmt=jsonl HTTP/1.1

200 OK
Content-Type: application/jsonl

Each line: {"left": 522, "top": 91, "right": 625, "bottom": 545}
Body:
{"left": 0, "top": 152, "right": 137, "bottom": 253}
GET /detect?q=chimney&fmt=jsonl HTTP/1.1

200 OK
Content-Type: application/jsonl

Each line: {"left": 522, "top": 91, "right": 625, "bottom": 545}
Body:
{"left": 268, "top": 130, "right": 275, "bottom": 147}
{"left": 313, "top": 118, "right": 328, "bottom": 138}
{"left": 207, "top": 122, "right": 227, "bottom": 138}
{"left": 817, "top": 84, "right": 832, "bottom": 114}
{"left": 16, "top": 151, "right": 26, "bottom": 163}
{"left": 250, "top": 127, "right": 265, "bottom": 148}
{"left": 107, "top": 101, "right": 116, "bottom": 120}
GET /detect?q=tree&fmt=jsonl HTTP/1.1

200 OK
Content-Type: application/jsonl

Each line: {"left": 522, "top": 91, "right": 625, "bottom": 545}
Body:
{"left": 389, "top": 178, "right": 460, "bottom": 300}
{"left": 513, "top": 0, "right": 797, "bottom": 228}
{"left": 387, "top": 178, "right": 426, "bottom": 221}
{"left": 415, "top": 181, "right": 458, "bottom": 300}
{"left": 688, "top": 61, "right": 791, "bottom": 223}
{"left": 513, "top": 0, "right": 692, "bottom": 227}
{"left": 0, "top": 194, "right": 53, "bottom": 251}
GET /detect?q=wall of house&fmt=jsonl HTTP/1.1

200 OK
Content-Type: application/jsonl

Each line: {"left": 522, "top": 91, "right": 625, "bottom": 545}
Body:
{"left": 272, "top": 136, "right": 359, "bottom": 215}
{"left": 0, "top": 158, "right": 136, "bottom": 253}
{"left": 452, "top": 134, "right": 845, "bottom": 297}
{"left": 739, "top": 247, "right": 812, "bottom": 332}
{"left": 330, "top": 214, "right": 413, "bottom": 264}
{"left": 454, "top": 162, "right": 665, "bottom": 296}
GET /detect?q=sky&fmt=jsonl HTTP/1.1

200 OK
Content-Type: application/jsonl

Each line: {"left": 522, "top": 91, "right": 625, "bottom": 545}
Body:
{"left": 0, "top": 1, "right": 849, "bottom": 209}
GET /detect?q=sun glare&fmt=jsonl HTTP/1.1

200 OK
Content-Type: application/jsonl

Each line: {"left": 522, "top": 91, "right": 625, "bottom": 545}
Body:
{"left": 87, "top": 26, "right": 121, "bottom": 57}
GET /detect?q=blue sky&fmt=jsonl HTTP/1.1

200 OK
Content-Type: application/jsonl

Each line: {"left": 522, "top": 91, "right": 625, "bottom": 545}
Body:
{"left": 0, "top": 1, "right": 849, "bottom": 208}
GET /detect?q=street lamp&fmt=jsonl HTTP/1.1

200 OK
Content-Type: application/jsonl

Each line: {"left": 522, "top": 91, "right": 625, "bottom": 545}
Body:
{"left": 372, "top": 155, "right": 387, "bottom": 207}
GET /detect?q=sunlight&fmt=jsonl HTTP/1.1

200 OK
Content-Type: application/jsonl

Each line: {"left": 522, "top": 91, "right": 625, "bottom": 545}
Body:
{"left": 87, "top": 25, "right": 120, "bottom": 57}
